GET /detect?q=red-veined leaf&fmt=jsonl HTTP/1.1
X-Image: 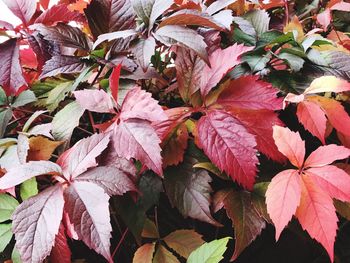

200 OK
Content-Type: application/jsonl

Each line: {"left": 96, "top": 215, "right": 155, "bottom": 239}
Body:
{"left": 110, "top": 120, "right": 163, "bottom": 176}
{"left": 120, "top": 87, "right": 168, "bottom": 123}
{"left": 196, "top": 110, "right": 258, "bottom": 189}
{"left": 272, "top": 126, "right": 305, "bottom": 168}
{"left": 75, "top": 166, "right": 137, "bottom": 196}
{"left": 58, "top": 133, "right": 110, "bottom": 179}
{"left": 34, "top": 4, "right": 85, "bottom": 25}
{"left": 266, "top": 169, "right": 301, "bottom": 240}
{"left": 12, "top": 185, "right": 64, "bottom": 263}
{"left": 0, "top": 161, "right": 62, "bottom": 190}
{"left": 2, "top": 0, "right": 36, "bottom": 25}
{"left": 0, "top": 38, "right": 26, "bottom": 96}
{"left": 64, "top": 181, "right": 112, "bottom": 262}
{"left": 74, "top": 89, "right": 115, "bottom": 113}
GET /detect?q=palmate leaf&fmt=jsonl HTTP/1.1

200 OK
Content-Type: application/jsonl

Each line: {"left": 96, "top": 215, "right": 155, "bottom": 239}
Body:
{"left": 132, "top": 243, "right": 156, "bottom": 263}
{"left": 267, "top": 126, "right": 350, "bottom": 261}
{"left": 12, "top": 185, "right": 65, "bottom": 263}
{"left": 49, "top": 224, "right": 71, "bottom": 263}
{"left": 132, "top": 36, "right": 156, "bottom": 71}
{"left": 164, "top": 230, "right": 204, "bottom": 258}
{"left": 34, "top": 4, "right": 85, "bottom": 25}
{"left": 153, "top": 244, "right": 180, "bottom": 263}
{"left": 2, "top": 0, "right": 36, "bottom": 25}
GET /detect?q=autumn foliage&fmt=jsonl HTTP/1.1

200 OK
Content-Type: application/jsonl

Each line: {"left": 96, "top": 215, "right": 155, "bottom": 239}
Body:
{"left": 1, "top": 0, "right": 350, "bottom": 262}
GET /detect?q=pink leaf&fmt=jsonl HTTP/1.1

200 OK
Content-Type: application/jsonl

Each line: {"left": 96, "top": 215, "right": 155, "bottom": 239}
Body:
{"left": 306, "top": 165, "right": 350, "bottom": 202}
{"left": 316, "top": 9, "right": 331, "bottom": 31}
{"left": 200, "top": 44, "right": 253, "bottom": 97}
{"left": 2, "top": 0, "right": 36, "bottom": 25}
{"left": 296, "top": 101, "right": 327, "bottom": 144}
{"left": 109, "top": 64, "right": 121, "bottom": 102}
{"left": 58, "top": 133, "right": 110, "bottom": 179}
{"left": 217, "top": 75, "right": 283, "bottom": 110}
{"left": 64, "top": 182, "right": 112, "bottom": 262}
{"left": 331, "top": 1, "right": 350, "bottom": 11}
{"left": 75, "top": 166, "right": 137, "bottom": 196}
{"left": 74, "top": 89, "right": 115, "bottom": 113}
{"left": 12, "top": 185, "right": 65, "bottom": 263}
{"left": 120, "top": 87, "right": 168, "bottom": 123}
{"left": 296, "top": 175, "right": 338, "bottom": 262}
{"left": 272, "top": 126, "right": 305, "bottom": 168}
{"left": 266, "top": 169, "right": 301, "bottom": 240}
{"left": 0, "top": 161, "right": 62, "bottom": 190}
{"left": 196, "top": 110, "right": 258, "bottom": 189}
{"left": 34, "top": 4, "right": 85, "bottom": 25}
{"left": 304, "top": 145, "right": 350, "bottom": 168}
{"left": 109, "top": 120, "right": 163, "bottom": 176}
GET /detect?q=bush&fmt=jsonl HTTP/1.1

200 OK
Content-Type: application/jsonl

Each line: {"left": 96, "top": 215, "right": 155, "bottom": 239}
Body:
{"left": 1, "top": 0, "right": 350, "bottom": 262}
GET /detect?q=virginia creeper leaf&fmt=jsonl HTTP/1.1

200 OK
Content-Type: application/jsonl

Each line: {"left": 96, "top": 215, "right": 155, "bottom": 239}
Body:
{"left": 196, "top": 110, "right": 258, "bottom": 189}
{"left": 164, "top": 230, "right": 204, "bottom": 258}
{"left": 50, "top": 224, "right": 71, "bottom": 263}
{"left": 12, "top": 185, "right": 65, "bottom": 263}
{"left": 2, "top": 0, "right": 36, "bottom": 25}
{"left": 132, "top": 243, "right": 155, "bottom": 263}
{"left": 74, "top": 89, "right": 115, "bottom": 113}
{"left": 153, "top": 244, "right": 180, "bottom": 263}
{"left": 304, "top": 145, "right": 350, "bottom": 168}
{"left": 34, "top": 4, "right": 85, "bottom": 25}
{"left": 0, "top": 194, "right": 19, "bottom": 222}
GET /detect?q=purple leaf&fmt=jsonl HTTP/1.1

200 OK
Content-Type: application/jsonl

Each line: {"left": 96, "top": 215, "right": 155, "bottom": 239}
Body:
{"left": 2, "top": 0, "right": 36, "bottom": 25}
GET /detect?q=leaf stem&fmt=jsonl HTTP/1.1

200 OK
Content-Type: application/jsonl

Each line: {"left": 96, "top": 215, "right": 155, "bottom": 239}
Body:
{"left": 111, "top": 228, "right": 129, "bottom": 259}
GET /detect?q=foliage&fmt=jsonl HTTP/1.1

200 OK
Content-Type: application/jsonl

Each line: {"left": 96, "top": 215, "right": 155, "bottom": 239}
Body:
{"left": 0, "top": 0, "right": 350, "bottom": 262}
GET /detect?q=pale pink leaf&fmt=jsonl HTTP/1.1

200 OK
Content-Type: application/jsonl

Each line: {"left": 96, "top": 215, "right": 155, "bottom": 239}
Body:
{"left": 12, "top": 185, "right": 65, "bottom": 263}
{"left": 304, "top": 76, "right": 350, "bottom": 94}
{"left": 64, "top": 182, "right": 112, "bottom": 262}
{"left": 272, "top": 126, "right": 305, "bottom": 168}
{"left": 74, "top": 89, "right": 115, "bottom": 113}
{"left": 0, "top": 161, "right": 62, "bottom": 190}
{"left": 304, "top": 145, "right": 350, "bottom": 168}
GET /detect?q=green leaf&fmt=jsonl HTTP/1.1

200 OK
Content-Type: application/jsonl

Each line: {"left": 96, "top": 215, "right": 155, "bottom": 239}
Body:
{"left": 0, "top": 194, "right": 19, "bottom": 222}
{"left": 232, "top": 28, "right": 256, "bottom": 46}
{"left": 20, "top": 178, "right": 38, "bottom": 201}
{"left": 187, "top": 237, "right": 231, "bottom": 263}
{"left": 0, "top": 108, "right": 12, "bottom": 138}
{"left": 12, "top": 90, "right": 37, "bottom": 108}
{"left": 52, "top": 101, "right": 84, "bottom": 141}
{"left": 279, "top": 52, "right": 305, "bottom": 71}
{"left": 11, "top": 247, "right": 21, "bottom": 263}
{"left": 0, "top": 87, "right": 7, "bottom": 106}
{"left": 46, "top": 81, "right": 73, "bottom": 112}
{"left": 244, "top": 9, "right": 270, "bottom": 36}
{"left": 0, "top": 223, "right": 12, "bottom": 253}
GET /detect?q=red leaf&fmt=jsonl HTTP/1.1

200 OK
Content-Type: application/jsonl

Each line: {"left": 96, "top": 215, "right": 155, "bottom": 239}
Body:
{"left": 75, "top": 166, "right": 137, "bottom": 196}
{"left": 309, "top": 96, "right": 350, "bottom": 136}
{"left": 50, "top": 224, "right": 71, "bottom": 263}
{"left": 74, "top": 89, "right": 115, "bottom": 113}
{"left": 58, "top": 133, "right": 110, "bottom": 179}
{"left": 196, "top": 110, "right": 258, "bottom": 189}
{"left": 64, "top": 182, "right": 112, "bottom": 262}
{"left": 272, "top": 126, "right": 305, "bottom": 168}
{"left": 295, "top": 175, "right": 338, "bottom": 261}
{"left": 296, "top": 101, "right": 327, "bottom": 144}
{"left": 266, "top": 169, "right": 301, "bottom": 240}
{"left": 34, "top": 4, "right": 85, "bottom": 25}
{"left": 0, "top": 39, "right": 26, "bottom": 96}
{"left": 200, "top": 44, "right": 253, "bottom": 97}
{"left": 306, "top": 165, "right": 350, "bottom": 202}
{"left": 109, "top": 120, "right": 163, "bottom": 176}
{"left": 304, "top": 145, "right": 350, "bottom": 168}
{"left": 12, "top": 185, "right": 65, "bottom": 263}
{"left": 217, "top": 75, "right": 283, "bottom": 110}
{"left": 40, "top": 0, "right": 50, "bottom": 9}
{"left": 2, "top": 0, "right": 36, "bottom": 25}
{"left": 231, "top": 109, "right": 286, "bottom": 162}
{"left": 120, "top": 87, "right": 168, "bottom": 123}
{"left": 0, "top": 161, "right": 62, "bottom": 190}
{"left": 109, "top": 64, "right": 122, "bottom": 102}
